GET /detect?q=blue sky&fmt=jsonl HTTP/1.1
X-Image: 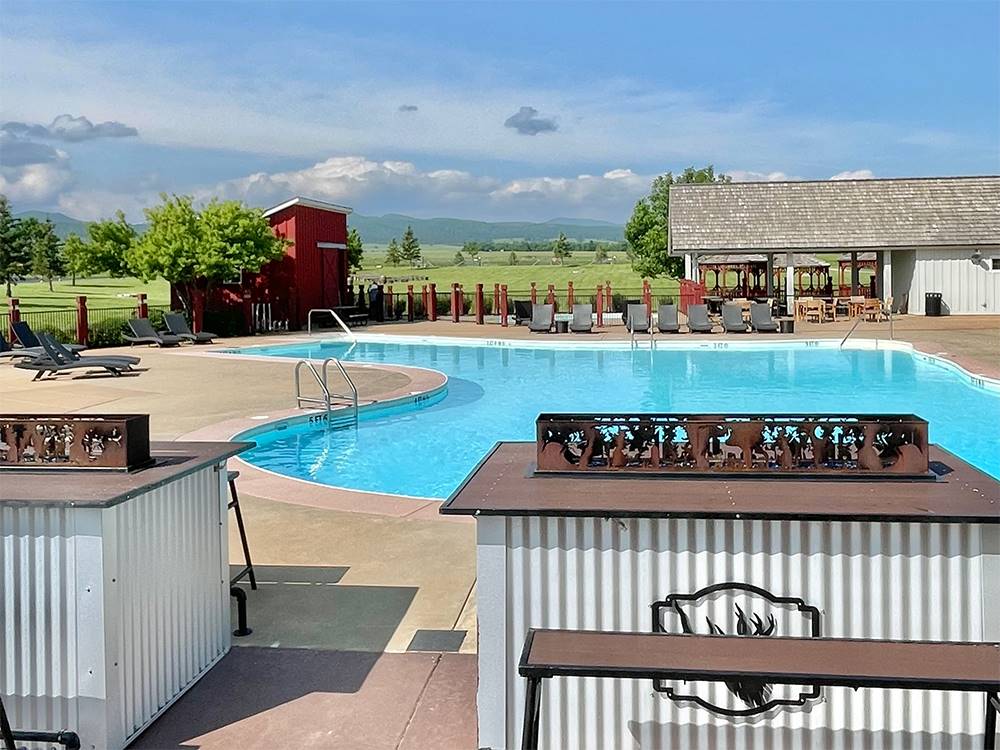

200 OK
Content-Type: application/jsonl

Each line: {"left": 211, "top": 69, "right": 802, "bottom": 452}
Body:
{"left": 1, "top": 0, "right": 997, "bottom": 222}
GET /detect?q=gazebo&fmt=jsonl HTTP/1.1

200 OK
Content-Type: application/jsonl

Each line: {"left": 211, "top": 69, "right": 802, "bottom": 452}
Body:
{"left": 697, "top": 253, "right": 832, "bottom": 299}
{"left": 837, "top": 252, "right": 878, "bottom": 297}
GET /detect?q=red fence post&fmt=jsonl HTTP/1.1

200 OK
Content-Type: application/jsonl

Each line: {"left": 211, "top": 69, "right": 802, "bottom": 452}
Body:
{"left": 530, "top": 282, "right": 537, "bottom": 304}
{"left": 242, "top": 290, "right": 254, "bottom": 335}
{"left": 606, "top": 280, "right": 613, "bottom": 306}
{"left": 136, "top": 292, "right": 148, "bottom": 319}
{"left": 546, "top": 284, "right": 555, "bottom": 307}
{"left": 8, "top": 298, "right": 20, "bottom": 343}
{"left": 386, "top": 285, "right": 395, "bottom": 320}
{"left": 407, "top": 284, "right": 415, "bottom": 322}
{"left": 596, "top": 285, "right": 604, "bottom": 328}
{"left": 429, "top": 283, "right": 438, "bottom": 321}
{"left": 567, "top": 281, "right": 574, "bottom": 308}
{"left": 493, "top": 283, "right": 500, "bottom": 319}
{"left": 475, "top": 283, "right": 484, "bottom": 325}
{"left": 451, "top": 283, "right": 461, "bottom": 323}
{"left": 643, "top": 279, "right": 652, "bottom": 317}
{"left": 500, "top": 285, "right": 508, "bottom": 327}
{"left": 75, "top": 295, "right": 89, "bottom": 347}
{"left": 421, "top": 285, "right": 429, "bottom": 319}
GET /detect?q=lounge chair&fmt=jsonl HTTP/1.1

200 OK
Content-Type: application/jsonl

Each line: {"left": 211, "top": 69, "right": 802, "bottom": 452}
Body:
{"left": 750, "top": 302, "right": 780, "bottom": 332}
{"left": 12, "top": 320, "right": 85, "bottom": 354}
{"left": 514, "top": 301, "right": 533, "bottom": 326}
{"left": 722, "top": 303, "right": 749, "bottom": 333}
{"left": 16, "top": 333, "right": 140, "bottom": 380}
{"left": 528, "top": 304, "right": 554, "bottom": 333}
{"left": 657, "top": 304, "right": 680, "bottom": 333}
{"left": 125, "top": 318, "right": 183, "bottom": 347}
{"left": 163, "top": 312, "right": 217, "bottom": 343}
{"left": 0, "top": 332, "right": 44, "bottom": 360}
{"left": 685, "top": 304, "right": 715, "bottom": 333}
{"left": 570, "top": 304, "right": 593, "bottom": 333}
{"left": 626, "top": 304, "right": 650, "bottom": 334}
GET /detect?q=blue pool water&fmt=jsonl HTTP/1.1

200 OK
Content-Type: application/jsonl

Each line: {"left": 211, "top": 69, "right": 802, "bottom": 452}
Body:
{"left": 231, "top": 340, "right": 1000, "bottom": 498}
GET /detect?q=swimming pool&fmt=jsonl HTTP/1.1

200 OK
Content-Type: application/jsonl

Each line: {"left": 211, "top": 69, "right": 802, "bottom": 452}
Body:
{"left": 228, "top": 338, "right": 1000, "bottom": 498}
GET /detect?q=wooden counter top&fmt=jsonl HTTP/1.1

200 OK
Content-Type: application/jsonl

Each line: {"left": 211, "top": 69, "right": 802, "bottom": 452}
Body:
{"left": 0, "top": 441, "right": 253, "bottom": 508}
{"left": 441, "top": 442, "right": 1000, "bottom": 523}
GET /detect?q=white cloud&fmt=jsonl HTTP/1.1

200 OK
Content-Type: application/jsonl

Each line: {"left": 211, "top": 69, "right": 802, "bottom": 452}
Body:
{"left": 0, "top": 130, "right": 72, "bottom": 203}
{"left": 728, "top": 170, "right": 796, "bottom": 182}
{"left": 829, "top": 169, "right": 875, "bottom": 180}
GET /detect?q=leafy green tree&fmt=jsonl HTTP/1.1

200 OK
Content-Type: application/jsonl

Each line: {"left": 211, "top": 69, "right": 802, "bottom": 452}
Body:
{"left": 508, "top": 250, "right": 518, "bottom": 266}
{"left": 29, "top": 219, "right": 65, "bottom": 291}
{"left": 594, "top": 244, "right": 609, "bottom": 264}
{"left": 86, "top": 210, "right": 136, "bottom": 277}
{"left": 462, "top": 241, "right": 481, "bottom": 262}
{"left": 385, "top": 238, "right": 402, "bottom": 266}
{"left": 0, "top": 194, "right": 29, "bottom": 297}
{"left": 626, "top": 165, "right": 731, "bottom": 278}
{"left": 453, "top": 250, "right": 465, "bottom": 265}
{"left": 400, "top": 225, "right": 421, "bottom": 266}
{"left": 551, "top": 232, "right": 572, "bottom": 264}
{"left": 130, "top": 194, "right": 287, "bottom": 318}
{"left": 62, "top": 233, "right": 92, "bottom": 284}
{"left": 346, "top": 227, "right": 364, "bottom": 271}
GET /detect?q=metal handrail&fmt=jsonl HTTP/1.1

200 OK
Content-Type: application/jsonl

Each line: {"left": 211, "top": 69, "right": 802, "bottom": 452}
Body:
{"left": 839, "top": 316, "right": 863, "bottom": 349}
{"left": 322, "top": 357, "right": 359, "bottom": 425}
{"left": 295, "top": 360, "right": 332, "bottom": 418}
{"left": 307, "top": 308, "right": 355, "bottom": 340}
{"left": 294, "top": 357, "right": 359, "bottom": 426}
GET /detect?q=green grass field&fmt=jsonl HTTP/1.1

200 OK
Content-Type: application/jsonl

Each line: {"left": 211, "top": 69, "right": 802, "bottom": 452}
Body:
{"left": 9, "top": 276, "right": 171, "bottom": 312}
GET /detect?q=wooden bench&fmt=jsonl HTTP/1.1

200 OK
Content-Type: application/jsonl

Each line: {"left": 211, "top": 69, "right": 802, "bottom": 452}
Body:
{"left": 518, "top": 629, "right": 1000, "bottom": 750}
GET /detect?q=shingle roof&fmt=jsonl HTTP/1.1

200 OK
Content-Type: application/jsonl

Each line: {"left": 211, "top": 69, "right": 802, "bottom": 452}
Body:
{"left": 668, "top": 176, "right": 1000, "bottom": 253}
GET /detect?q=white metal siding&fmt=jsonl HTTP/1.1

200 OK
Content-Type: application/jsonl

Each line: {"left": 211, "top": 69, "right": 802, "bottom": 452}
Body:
{"left": 905, "top": 248, "right": 1000, "bottom": 314}
{"left": 1, "top": 463, "right": 230, "bottom": 750}
{"left": 500, "top": 516, "right": 988, "bottom": 750}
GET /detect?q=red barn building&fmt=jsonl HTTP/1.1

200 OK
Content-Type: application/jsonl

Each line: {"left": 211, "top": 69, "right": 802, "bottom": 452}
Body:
{"left": 193, "top": 196, "right": 354, "bottom": 333}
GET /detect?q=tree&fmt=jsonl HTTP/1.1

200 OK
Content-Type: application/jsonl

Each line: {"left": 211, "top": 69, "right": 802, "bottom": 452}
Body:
{"left": 626, "top": 165, "right": 730, "bottom": 278}
{"left": 462, "top": 241, "right": 481, "bottom": 262}
{"left": 130, "top": 194, "right": 287, "bottom": 322}
{"left": 508, "top": 250, "right": 518, "bottom": 266}
{"left": 594, "top": 244, "right": 609, "bottom": 264}
{"left": 453, "top": 250, "right": 465, "bottom": 265}
{"left": 551, "top": 232, "right": 572, "bottom": 264}
{"left": 385, "top": 238, "right": 402, "bottom": 266}
{"left": 400, "top": 225, "right": 421, "bottom": 266}
{"left": 29, "top": 219, "right": 65, "bottom": 291}
{"left": 62, "top": 233, "right": 92, "bottom": 284}
{"left": 346, "top": 227, "right": 364, "bottom": 271}
{"left": 86, "top": 210, "right": 136, "bottom": 277}
{"left": 0, "top": 195, "right": 29, "bottom": 297}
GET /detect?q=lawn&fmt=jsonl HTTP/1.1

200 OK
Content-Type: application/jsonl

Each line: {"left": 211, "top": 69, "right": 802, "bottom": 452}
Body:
{"left": 8, "top": 275, "right": 171, "bottom": 312}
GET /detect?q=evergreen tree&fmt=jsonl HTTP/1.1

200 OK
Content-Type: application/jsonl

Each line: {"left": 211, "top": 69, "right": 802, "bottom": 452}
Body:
{"left": 346, "top": 227, "right": 364, "bottom": 271}
{"left": 594, "top": 244, "right": 609, "bottom": 264}
{"left": 0, "top": 195, "right": 30, "bottom": 297}
{"left": 508, "top": 250, "right": 518, "bottom": 266}
{"left": 385, "top": 238, "right": 402, "bottom": 266}
{"left": 400, "top": 225, "right": 421, "bottom": 266}
{"left": 551, "top": 232, "right": 572, "bottom": 264}
{"left": 29, "top": 219, "right": 65, "bottom": 291}
{"left": 453, "top": 250, "right": 465, "bottom": 265}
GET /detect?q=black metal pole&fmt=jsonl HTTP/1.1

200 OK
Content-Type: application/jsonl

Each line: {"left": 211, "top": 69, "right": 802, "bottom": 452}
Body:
{"left": 986, "top": 691, "right": 998, "bottom": 750}
{"left": 230, "top": 586, "right": 252, "bottom": 636}
{"left": 0, "top": 696, "right": 16, "bottom": 750}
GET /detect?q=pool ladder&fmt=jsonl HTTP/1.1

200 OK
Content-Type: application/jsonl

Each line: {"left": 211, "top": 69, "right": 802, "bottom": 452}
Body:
{"left": 294, "top": 357, "right": 359, "bottom": 427}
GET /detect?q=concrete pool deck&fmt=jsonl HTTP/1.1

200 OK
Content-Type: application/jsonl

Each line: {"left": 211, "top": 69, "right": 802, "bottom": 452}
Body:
{"left": 0, "top": 313, "right": 997, "bottom": 749}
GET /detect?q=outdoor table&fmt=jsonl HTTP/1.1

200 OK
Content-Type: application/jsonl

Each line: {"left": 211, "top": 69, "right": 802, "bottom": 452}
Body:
{"left": 1, "top": 440, "right": 251, "bottom": 750}
{"left": 442, "top": 440, "right": 1000, "bottom": 750}
{"left": 553, "top": 313, "right": 571, "bottom": 334}
{"left": 703, "top": 296, "right": 724, "bottom": 315}
{"left": 778, "top": 317, "right": 795, "bottom": 334}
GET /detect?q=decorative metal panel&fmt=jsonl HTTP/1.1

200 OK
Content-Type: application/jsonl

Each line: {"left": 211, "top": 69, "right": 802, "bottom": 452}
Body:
{"left": 500, "top": 516, "right": 986, "bottom": 750}
{"left": 536, "top": 413, "right": 930, "bottom": 477}
{"left": 0, "top": 415, "right": 151, "bottom": 471}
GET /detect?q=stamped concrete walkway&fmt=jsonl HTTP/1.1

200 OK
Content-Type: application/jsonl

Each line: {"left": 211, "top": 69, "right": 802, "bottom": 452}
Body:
{"left": 1, "top": 314, "right": 996, "bottom": 749}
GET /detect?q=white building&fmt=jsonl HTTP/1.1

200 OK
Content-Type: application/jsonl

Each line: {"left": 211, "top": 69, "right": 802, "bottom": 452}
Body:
{"left": 668, "top": 175, "right": 1000, "bottom": 314}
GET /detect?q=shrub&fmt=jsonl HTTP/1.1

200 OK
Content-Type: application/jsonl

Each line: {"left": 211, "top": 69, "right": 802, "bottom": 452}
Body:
{"left": 31, "top": 324, "right": 76, "bottom": 344}
{"left": 87, "top": 319, "right": 128, "bottom": 348}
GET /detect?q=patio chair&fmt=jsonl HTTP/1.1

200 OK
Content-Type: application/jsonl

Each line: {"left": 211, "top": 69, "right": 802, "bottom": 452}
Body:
{"left": 16, "top": 333, "right": 140, "bottom": 381}
{"left": 0, "top": 332, "right": 44, "bottom": 360}
{"left": 125, "top": 318, "right": 183, "bottom": 347}
{"left": 163, "top": 312, "right": 217, "bottom": 343}
{"left": 626, "top": 304, "right": 650, "bottom": 334}
{"left": 528, "top": 304, "right": 554, "bottom": 333}
{"left": 514, "top": 301, "right": 533, "bottom": 326}
{"left": 722, "top": 303, "right": 749, "bottom": 333}
{"left": 685, "top": 304, "right": 715, "bottom": 333}
{"left": 750, "top": 302, "right": 780, "bottom": 332}
{"left": 656, "top": 304, "right": 680, "bottom": 333}
{"left": 570, "top": 304, "right": 593, "bottom": 333}
{"left": 12, "top": 320, "right": 86, "bottom": 354}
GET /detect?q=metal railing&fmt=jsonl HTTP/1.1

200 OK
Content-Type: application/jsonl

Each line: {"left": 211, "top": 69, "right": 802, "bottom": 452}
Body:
{"left": 307, "top": 308, "right": 355, "bottom": 340}
{"left": 294, "top": 357, "right": 359, "bottom": 426}
{"left": 839, "top": 316, "right": 864, "bottom": 349}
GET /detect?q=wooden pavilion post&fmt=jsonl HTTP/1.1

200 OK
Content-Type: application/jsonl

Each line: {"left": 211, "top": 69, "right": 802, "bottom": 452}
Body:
{"left": 499, "top": 285, "right": 508, "bottom": 327}
{"left": 850, "top": 252, "right": 859, "bottom": 296}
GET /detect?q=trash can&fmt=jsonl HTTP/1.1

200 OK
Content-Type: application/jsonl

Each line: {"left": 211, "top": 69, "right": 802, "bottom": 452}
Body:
{"left": 925, "top": 292, "right": 943, "bottom": 317}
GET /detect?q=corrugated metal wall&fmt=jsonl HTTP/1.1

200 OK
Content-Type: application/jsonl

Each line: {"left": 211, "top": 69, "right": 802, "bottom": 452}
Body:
{"left": 1, "top": 464, "right": 229, "bottom": 749}
{"left": 903, "top": 248, "right": 1000, "bottom": 314}
{"left": 503, "top": 516, "right": 987, "bottom": 750}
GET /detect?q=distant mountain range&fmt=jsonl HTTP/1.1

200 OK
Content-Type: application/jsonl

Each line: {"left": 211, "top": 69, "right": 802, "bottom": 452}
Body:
{"left": 14, "top": 210, "right": 625, "bottom": 245}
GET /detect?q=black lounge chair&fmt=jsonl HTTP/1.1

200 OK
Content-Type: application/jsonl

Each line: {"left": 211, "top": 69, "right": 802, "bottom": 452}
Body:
{"left": 750, "top": 302, "right": 780, "bottom": 332}
{"left": 528, "top": 304, "right": 554, "bottom": 333}
{"left": 570, "top": 304, "right": 593, "bottom": 333}
{"left": 686, "top": 304, "right": 715, "bottom": 333}
{"left": 626, "top": 304, "right": 650, "bottom": 334}
{"left": 125, "top": 318, "right": 183, "bottom": 347}
{"left": 163, "top": 312, "right": 217, "bottom": 343}
{"left": 16, "top": 333, "right": 140, "bottom": 380}
{"left": 514, "top": 300, "right": 533, "bottom": 326}
{"left": 0, "top": 332, "right": 44, "bottom": 360}
{"left": 12, "top": 320, "right": 85, "bottom": 354}
{"left": 657, "top": 304, "right": 680, "bottom": 333}
{"left": 722, "top": 303, "right": 749, "bottom": 333}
